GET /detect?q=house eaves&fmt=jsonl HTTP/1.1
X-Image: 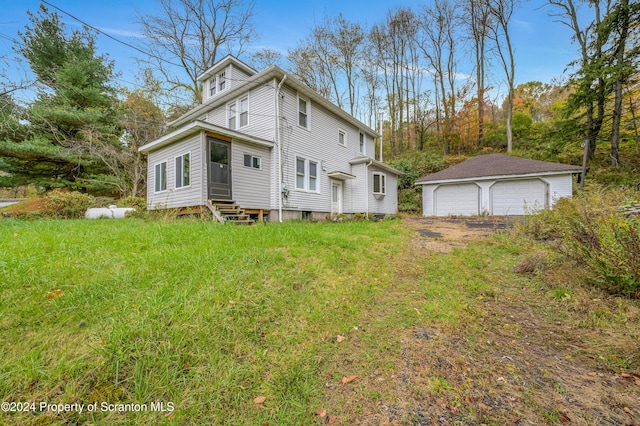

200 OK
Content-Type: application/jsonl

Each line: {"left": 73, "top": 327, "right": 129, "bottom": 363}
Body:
{"left": 138, "top": 120, "right": 274, "bottom": 153}
{"left": 169, "top": 65, "right": 380, "bottom": 138}
{"left": 415, "top": 170, "right": 580, "bottom": 186}
{"left": 197, "top": 54, "right": 258, "bottom": 81}
{"left": 349, "top": 156, "right": 403, "bottom": 175}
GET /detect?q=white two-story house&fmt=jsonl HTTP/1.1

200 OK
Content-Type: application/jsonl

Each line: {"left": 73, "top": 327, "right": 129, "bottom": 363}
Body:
{"left": 139, "top": 55, "right": 400, "bottom": 222}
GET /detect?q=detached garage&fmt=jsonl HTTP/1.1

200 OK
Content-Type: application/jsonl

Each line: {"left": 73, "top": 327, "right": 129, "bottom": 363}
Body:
{"left": 416, "top": 154, "right": 582, "bottom": 217}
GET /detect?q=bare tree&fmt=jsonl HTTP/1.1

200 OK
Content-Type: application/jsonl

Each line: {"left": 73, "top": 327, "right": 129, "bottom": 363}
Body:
{"left": 417, "top": 0, "right": 459, "bottom": 155}
{"left": 488, "top": 0, "right": 518, "bottom": 152}
{"left": 466, "top": 0, "right": 492, "bottom": 147}
{"left": 137, "top": 0, "right": 257, "bottom": 105}
{"left": 249, "top": 48, "right": 283, "bottom": 70}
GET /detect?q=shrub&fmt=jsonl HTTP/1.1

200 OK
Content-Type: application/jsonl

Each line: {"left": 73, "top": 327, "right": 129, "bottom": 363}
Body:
{"left": 44, "top": 190, "right": 95, "bottom": 219}
{"left": 116, "top": 196, "right": 148, "bottom": 211}
{"left": 518, "top": 187, "right": 640, "bottom": 297}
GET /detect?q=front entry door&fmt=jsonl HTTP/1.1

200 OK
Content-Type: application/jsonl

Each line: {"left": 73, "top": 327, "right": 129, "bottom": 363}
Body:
{"left": 208, "top": 138, "right": 231, "bottom": 199}
{"left": 331, "top": 181, "right": 343, "bottom": 214}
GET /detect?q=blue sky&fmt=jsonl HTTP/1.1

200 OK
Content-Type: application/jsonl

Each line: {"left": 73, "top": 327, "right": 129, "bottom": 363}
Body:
{"left": 1, "top": 0, "right": 581, "bottom": 103}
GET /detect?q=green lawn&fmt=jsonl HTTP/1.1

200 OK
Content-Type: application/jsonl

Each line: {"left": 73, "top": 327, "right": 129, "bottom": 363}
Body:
{"left": 0, "top": 219, "right": 414, "bottom": 425}
{"left": 2, "top": 218, "right": 637, "bottom": 425}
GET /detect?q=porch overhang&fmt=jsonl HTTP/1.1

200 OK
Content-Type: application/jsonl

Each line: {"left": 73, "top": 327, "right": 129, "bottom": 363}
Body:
{"left": 328, "top": 171, "right": 356, "bottom": 181}
{"left": 138, "top": 120, "right": 274, "bottom": 153}
{"left": 349, "top": 156, "right": 403, "bottom": 175}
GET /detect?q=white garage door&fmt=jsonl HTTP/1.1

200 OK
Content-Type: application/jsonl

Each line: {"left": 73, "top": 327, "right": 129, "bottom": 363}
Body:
{"left": 491, "top": 179, "right": 547, "bottom": 215}
{"left": 434, "top": 183, "right": 480, "bottom": 216}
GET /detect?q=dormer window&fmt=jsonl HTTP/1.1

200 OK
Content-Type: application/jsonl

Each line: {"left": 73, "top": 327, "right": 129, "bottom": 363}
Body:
{"left": 209, "top": 78, "right": 216, "bottom": 96}
{"left": 218, "top": 72, "right": 226, "bottom": 91}
{"left": 206, "top": 70, "right": 227, "bottom": 99}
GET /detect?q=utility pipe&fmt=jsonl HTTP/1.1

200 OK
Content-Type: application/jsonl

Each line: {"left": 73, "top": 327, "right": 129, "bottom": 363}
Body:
{"left": 275, "top": 74, "right": 287, "bottom": 222}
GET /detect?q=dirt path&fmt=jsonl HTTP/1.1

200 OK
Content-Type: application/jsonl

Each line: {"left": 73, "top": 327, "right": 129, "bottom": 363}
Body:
{"left": 330, "top": 217, "right": 640, "bottom": 425}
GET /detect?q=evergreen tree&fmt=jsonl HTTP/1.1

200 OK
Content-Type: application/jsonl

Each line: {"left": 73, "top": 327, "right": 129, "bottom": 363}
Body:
{"left": 0, "top": 5, "right": 122, "bottom": 192}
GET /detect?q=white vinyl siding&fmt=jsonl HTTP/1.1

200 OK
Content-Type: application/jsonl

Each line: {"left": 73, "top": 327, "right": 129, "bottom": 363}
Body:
{"left": 147, "top": 134, "right": 203, "bottom": 209}
{"left": 202, "top": 83, "right": 273, "bottom": 141}
{"left": 231, "top": 141, "right": 270, "bottom": 209}
{"left": 175, "top": 152, "right": 190, "bottom": 188}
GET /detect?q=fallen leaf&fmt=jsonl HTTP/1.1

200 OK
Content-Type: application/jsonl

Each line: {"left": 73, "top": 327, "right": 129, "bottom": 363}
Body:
{"left": 253, "top": 396, "right": 266, "bottom": 407}
{"left": 264, "top": 373, "right": 272, "bottom": 380}
{"left": 98, "top": 338, "right": 107, "bottom": 344}
{"left": 509, "top": 416, "right": 520, "bottom": 423}
{"left": 336, "top": 335, "right": 346, "bottom": 343}
{"left": 363, "top": 410, "right": 372, "bottom": 415}
{"left": 478, "top": 402, "right": 492, "bottom": 411}
{"left": 262, "top": 423, "right": 269, "bottom": 426}
{"left": 329, "top": 415, "right": 337, "bottom": 424}
{"left": 623, "top": 407, "right": 633, "bottom": 415}
{"left": 342, "top": 375, "right": 357, "bottom": 385}
{"left": 165, "top": 412, "right": 175, "bottom": 420}
{"left": 559, "top": 413, "right": 571, "bottom": 423}
{"left": 46, "top": 289, "right": 64, "bottom": 300}
{"left": 413, "top": 307, "right": 422, "bottom": 315}
{"left": 13, "top": 233, "right": 18, "bottom": 238}
{"left": 315, "top": 408, "right": 327, "bottom": 418}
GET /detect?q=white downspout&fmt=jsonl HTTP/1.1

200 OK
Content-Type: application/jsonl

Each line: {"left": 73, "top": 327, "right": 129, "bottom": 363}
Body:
{"left": 365, "top": 159, "right": 372, "bottom": 219}
{"left": 275, "top": 74, "right": 287, "bottom": 222}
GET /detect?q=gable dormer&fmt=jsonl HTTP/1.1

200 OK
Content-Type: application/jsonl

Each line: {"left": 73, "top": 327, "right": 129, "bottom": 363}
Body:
{"left": 198, "top": 55, "right": 258, "bottom": 103}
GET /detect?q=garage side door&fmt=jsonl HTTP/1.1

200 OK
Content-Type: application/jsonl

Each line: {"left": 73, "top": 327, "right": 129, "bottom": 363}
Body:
{"left": 434, "top": 183, "right": 480, "bottom": 216}
{"left": 490, "top": 179, "right": 546, "bottom": 215}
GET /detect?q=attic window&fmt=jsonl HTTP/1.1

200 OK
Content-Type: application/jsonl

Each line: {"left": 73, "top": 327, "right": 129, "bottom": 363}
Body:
{"left": 209, "top": 77, "right": 216, "bottom": 96}
{"left": 218, "top": 71, "right": 226, "bottom": 91}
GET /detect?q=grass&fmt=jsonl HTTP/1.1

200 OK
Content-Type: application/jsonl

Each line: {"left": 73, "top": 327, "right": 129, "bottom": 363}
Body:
{"left": 0, "top": 218, "right": 414, "bottom": 425}
{"left": 2, "top": 216, "right": 639, "bottom": 425}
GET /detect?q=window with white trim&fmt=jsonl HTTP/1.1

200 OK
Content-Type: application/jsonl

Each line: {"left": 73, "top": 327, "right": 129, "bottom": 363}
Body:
{"left": 218, "top": 71, "right": 226, "bottom": 91}
{"left": 228, "top": 101, "right": 236, "bottom": 129}
{"left": 243, "top": 154, "right": 261, "bottom": 169}
{"left": 175, "top": 153, "right": 190, "bottom": 188}
{"left": 338, "top": 129, "right": 346, "bottom": 146}
{"left": 209, "top": 77, "right": 216, "bottom": 96}
{"left": 298, "top": 95, "right": 309, "bottom": 128}
{"left": 373, "top": 172, "right": 386, "bottom": 195}
{"left": 154, "top": 161, "right": 167, "bottom": 192}
{"left": 295, "top": 156, "right": 318, "bottom": 192}
{"left": 359, "top": 132, "right": 365, "bottom": 154}
{"left": 239, "top": 96, "right": 248, "bottom": 127}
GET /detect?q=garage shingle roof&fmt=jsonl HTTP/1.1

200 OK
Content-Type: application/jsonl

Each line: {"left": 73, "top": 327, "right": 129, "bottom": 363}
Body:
{"left": 416, "top": 154, "right": 582, "bottom": 183}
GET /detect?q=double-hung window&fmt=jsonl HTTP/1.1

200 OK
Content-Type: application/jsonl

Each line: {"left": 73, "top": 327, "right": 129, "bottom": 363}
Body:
{"left": 175, "top": 153, "right": 190, "bottom": 188}
{"left": 239, "top": 96, "right": 248, "bottom": 127}
{"left": 373, "top": 172, "right": 386, "bottom": 195}
{"left": 228, "top": 101, "right": 237, "bottom": 129}
{"left": 295, "top": 156, "right": 318, "bottom": 192}
{"left": 209, "top": 77, "right": 216, "bottom": 96}
{"left": 154, "top": 161, "right": 167, "bottom": 192}
{"left": 359, "top": 132, "right": 365, "bottom": 154}
{"left": 218, "top": 71, "right": 226, "bottom": 91}
{"left": 298, "top": 95, "right": 309, "bottom": 128}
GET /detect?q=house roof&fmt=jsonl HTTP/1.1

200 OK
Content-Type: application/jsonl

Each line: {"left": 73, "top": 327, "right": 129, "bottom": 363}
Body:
{"left": 197, "top": 55, "right": 257, "bottom": 81}
{"left": 169, "top": 63, "right": 380, "bottom": 138}
{"left": 415, "top": 154, "right": 582, "bottom": 184}
{"left": 138, "top": 120, "right": 274, "bottom": 153}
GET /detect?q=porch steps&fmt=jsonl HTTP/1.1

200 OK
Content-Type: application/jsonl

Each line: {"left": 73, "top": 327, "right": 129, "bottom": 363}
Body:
{"left": 206, "top": 199, "right": 254, "bottom": 225}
